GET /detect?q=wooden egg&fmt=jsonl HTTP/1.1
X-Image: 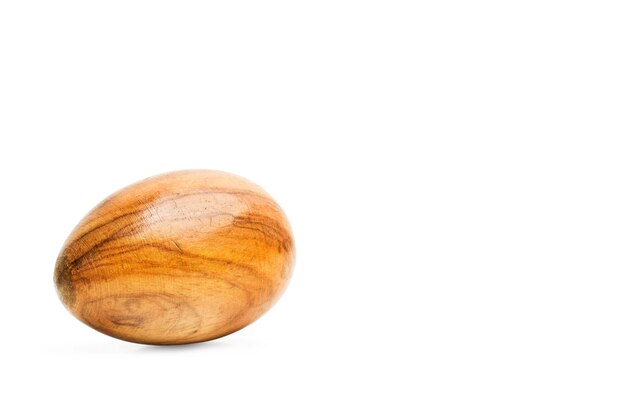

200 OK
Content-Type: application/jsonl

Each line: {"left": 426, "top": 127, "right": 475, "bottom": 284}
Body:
{"left": 54, "top": 170, "right": 295, "bottom": 345}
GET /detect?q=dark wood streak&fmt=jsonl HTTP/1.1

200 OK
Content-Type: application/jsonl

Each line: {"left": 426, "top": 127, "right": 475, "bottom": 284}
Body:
{"left": 54, "top": 255, "right": 76, "bottom": 308}
{"left": 69, "top": 214, "right": 286, "bottom": 278}
{"left": 66, "top": 238, "right": 269, "bottom": 301}
{"left": 54, "top": 170, "right": 295, "bottom": 345}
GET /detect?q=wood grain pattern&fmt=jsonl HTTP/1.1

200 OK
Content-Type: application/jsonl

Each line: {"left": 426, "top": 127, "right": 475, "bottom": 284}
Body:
{"left": 54, "top": 170, "right": 295, "bottom": 345}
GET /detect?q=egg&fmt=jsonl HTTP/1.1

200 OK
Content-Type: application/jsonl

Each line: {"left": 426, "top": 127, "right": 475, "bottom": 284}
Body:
{"left": 54, "top": 170, "right": 295, "bottom": 345}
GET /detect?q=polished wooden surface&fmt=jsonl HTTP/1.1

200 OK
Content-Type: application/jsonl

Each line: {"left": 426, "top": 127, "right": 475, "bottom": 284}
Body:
{"left": 54, "top": 170, "right": 295, "bottom": 345}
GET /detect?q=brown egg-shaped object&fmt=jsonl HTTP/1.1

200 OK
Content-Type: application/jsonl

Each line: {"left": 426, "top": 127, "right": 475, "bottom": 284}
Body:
{"left": 54, "top": 170, "right": 295, "bottom": 345}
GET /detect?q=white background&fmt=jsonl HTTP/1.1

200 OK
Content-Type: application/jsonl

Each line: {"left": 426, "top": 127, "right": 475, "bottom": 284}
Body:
{"left": 1, "top": 1, "right": 625, "bottom": 415}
